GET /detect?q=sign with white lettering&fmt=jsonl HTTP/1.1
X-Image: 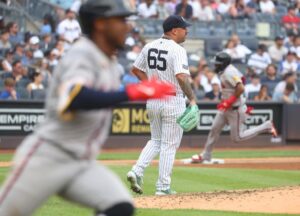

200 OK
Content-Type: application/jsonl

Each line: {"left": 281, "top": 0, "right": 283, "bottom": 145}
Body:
{"left": 0, "top": 108, "right": 45, "bottom": 135}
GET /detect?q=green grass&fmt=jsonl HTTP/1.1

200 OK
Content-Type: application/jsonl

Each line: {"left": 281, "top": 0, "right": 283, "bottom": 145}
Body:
{"left": 1, "top": 149, "right": 300, "bottom": 162}
{"left": 98, "top": 149, "right": 300, "bottom": 160}
{"left": 1, "top": 164, "right": 300, "bottom": 216}
{"left": 1, "top": 148, "right": 300, "bottom": 216}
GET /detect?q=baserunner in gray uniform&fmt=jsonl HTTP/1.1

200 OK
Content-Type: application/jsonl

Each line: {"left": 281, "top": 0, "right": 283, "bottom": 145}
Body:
{"left": 191, "top": 52, "right": 278, "bottom": 164}
{"left": 0, "top": 1, "right": 174, "bottom": 216}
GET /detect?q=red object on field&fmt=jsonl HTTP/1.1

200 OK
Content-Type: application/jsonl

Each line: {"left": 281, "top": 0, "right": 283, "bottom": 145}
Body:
{"left": 126, "top": 78, "right": 175, "bottom": 101}
{"left": 217, "top": 95, "right": 238, "bottom": 111}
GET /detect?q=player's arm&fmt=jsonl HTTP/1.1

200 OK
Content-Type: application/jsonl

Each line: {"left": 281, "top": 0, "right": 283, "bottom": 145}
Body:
{"left": 176, "top": 73, "right": 197, "bottom": 105}
{"left": 234, "top": 82, "right": 244, "bottom": 98}
{"left": 58, "top": 81, "right": 174, "bottom": 120}
{"left": 132, "top": 66, "right": 148, "bottom": 81}
{"left": 173, "top": 47, "right": 197, "bottom": 105}
{"left": 217, "top": 76, "right": 244, "bottom": 111}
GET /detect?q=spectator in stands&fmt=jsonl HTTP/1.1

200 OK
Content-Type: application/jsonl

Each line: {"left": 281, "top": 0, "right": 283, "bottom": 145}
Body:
{"left": 195, "top": 0, "right": 215, "bottom": 21}
{"left": 157, "top": 0, "right": 171, "bottom": 19}
{"left": 166, "top": 0, "right": 177, "bottom": 15}
{"left": 246, "top": 0, "right": 260, "bottom": 15}
{"left": 261, "top": 64, "right": 281, "bottom": 95}
{"left": 282, "top": 6, "right": 300, "bottom": 35}
{"left": 56, "top": 8, "right": 81, "bottom": 44}
{"left": 284, "top": 30, "right": 297, "bottom": 49}
{"left": 40, "top": 34, "right": 54, "bottom": 53}
{"left": 0, "top": 30, "right": 11, "bottom": 51}
{"left": 273, "top": 82, "right": 298, "bottom": 103}
{"left": 137, "top": 0, "right": 158, "bottom": 18}
{"left": 0, "top": 16, "right": 5, "bottom": 32}
{"left": 54, "top": 39, "right": 66, "bottom": 57}
{"left": 279, "top": 51, "right": 299, "bottom": 76}
{"left": 2, "top": 60, "right": 23, "bottom": 81}
{"left": 190, "top": 66, "right": 205, "bottom": 100}
{"left": 1, "top": 49, "right": 13, "bottom": 72}
{"left": 259, "top": 0, "right": 276, "bottom": 14}
{"left": 0, "top": 77, "right": 18, "bottom": 100}
{"left": 290, "top": 34, "right": 300, "bottom": 60}
{"left": 126, "top": 45, "right": 142, "bottom": 62}
{"left": 200, "top": 66, "right": 221, "bottom": 93}
{"left": 230, "top": 33, "right": 252, "bottom": 63}
{"left": 204, "top": 80, "right": 221, "bottom": 101}
{"left": 29, "top": 36, "right": 44, "bottom": 61}
{"left": 217, "top": 0, "right": 232, "bottom": 18}
{"left": 6, "top": 22, "right": 23, "bottom": 47}
{"left": 125, "top": 27, "right": 146, "bottom": 48}
{"left": 254, "top": 85, "right": 272, "bottom": 101}
{"left": 244, "top": 66, "right": 256, "bottom": 84}
{"left": 223, "top": 39, "right": 241, "bottom": 61}
{"left": 27, "top": 70, "right": 45, "bottom": 95}
{"left": 120, "top": 69, "right": 140, "bottom": 91}
{"left": 47, "top": 48, "right": 60, "bottom": 70}
{"left": 21, "top": 48, "right": 34, "bottom": 67}
{"left": 229, "top": 0, "right": 250, "bottom": 19}
{"left": 175, "top": 0, "right": 193, "bottom": 19}
{"left": 247, "top": 44, "right": 272, "bottom": 75}
{"left": 245, "top": 73, "right": 261, "bottom": 99}
{"left": 268, "top": 35, "right": 288, "bottom": 63}
{"left": 190, "top": 0, "right": 201, "bottom": 20}
{"left": 40, "top": 14, "right": 54, "bottom": 35}
{"left": 13, "top": 43, "right": 25, "bottom": 61}
{"left": 273, "top": 71, "right": 298, "bottom": 95}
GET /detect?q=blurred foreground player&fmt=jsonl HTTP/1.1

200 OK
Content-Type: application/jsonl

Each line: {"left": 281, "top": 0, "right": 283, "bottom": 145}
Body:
{"left": 191, "top": 52, "right": 277, "bottom": 164}
{"left": 0, "top": 1, "right": 174, "bottom": 216}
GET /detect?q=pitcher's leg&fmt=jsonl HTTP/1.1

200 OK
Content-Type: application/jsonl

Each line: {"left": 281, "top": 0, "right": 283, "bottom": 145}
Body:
{"left": 132, "top": 140, "right": 160, "bottom": 177}
{"left": 131, "top": 103, "right": 161, "bottom": 177}
{"left": 156, "top": 98, "right": 185, "bottom": 191}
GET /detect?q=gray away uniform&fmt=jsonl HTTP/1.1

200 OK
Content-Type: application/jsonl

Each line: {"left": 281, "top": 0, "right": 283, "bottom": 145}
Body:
{"left": 0, "top": 37, "right": 132, "bottom": 216}
{"left": 201, "top": 64, "right": 273, "bottom": 160}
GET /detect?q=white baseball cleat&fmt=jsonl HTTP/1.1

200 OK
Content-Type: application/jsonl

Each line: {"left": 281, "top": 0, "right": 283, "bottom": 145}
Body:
{"left": 127, "top": 171, "right": 143, "bottom": 194}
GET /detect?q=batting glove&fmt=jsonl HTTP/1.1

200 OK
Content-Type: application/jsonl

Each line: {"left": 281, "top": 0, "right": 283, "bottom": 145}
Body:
{"left": 217, "top": 95, "right": 237, "bottom": 111}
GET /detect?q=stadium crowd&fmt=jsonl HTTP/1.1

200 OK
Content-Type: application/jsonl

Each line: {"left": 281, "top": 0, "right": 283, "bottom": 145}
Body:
{"left": 0, "top": 0, "right": 299, "bottom": 103}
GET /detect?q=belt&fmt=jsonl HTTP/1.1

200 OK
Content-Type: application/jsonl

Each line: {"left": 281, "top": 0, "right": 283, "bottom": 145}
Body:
{"left": 232, "top": 106, "right": 239, "bottom": 110}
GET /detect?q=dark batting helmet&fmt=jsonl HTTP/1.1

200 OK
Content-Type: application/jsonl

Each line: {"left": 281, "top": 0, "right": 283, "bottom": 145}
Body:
{"left": 79, "top": 0, "right": 136, "bottom": 35}
{"left": 212, "top": 52, "right": 231, "bottom": 73}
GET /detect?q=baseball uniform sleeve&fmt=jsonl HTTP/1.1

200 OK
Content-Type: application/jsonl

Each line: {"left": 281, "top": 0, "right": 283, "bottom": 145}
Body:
{"left": 56, "top": 52, "right": 96, "bottom": 120}
{"left": 173, "top": 46, "right": 190, "bottom": 75}
{"left": 133, "top": 46, "right": 147, "bottom": 73}
{"left": 226, "top": 70, "right": 242, "bottom": 88}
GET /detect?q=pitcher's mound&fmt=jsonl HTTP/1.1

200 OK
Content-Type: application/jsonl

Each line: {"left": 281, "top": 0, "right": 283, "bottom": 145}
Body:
{"left": 135, "top": 186, "right": 300, "bottom": 214}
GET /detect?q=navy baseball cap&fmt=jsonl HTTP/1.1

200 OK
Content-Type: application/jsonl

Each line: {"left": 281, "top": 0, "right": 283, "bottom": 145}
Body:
{"left": 163, "top": 15, "right": 191, "bottom": 33}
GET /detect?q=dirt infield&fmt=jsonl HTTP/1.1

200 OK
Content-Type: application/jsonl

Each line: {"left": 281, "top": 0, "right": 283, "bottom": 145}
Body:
{"left": 135, "top": 186, "right": 300, "bottom": 214}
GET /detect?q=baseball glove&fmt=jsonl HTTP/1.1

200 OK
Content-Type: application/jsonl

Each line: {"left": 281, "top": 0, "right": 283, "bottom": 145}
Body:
{"left": 176, "top": 105, "right": 200, "bottom": 132}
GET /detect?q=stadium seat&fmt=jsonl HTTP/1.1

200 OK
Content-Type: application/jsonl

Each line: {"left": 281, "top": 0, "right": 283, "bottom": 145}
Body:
{"left": 31, "top": 89, "right": 46, "bottom": 100}
{"left": 193, "top": 22, "right": 213, "bottom": 39}
{"left": 204, "top": 38, "right": 224, "bottom": 57}
{"left": 16, "top": 87, "right": 30, "bottom": 100}
{"left": 248, "top": 91, "right": 259, "bottom": 100}
{"left": 240, "top": 37, "right": 258, "bottom": 52}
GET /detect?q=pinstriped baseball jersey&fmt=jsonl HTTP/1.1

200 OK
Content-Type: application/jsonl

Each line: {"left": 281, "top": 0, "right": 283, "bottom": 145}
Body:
{"left": 220, "top": 64, "right": 246, "bottom": 106}
{"left": 134, "top": 37, "right": 190, "bottom": 94}
{"left": 35, "top": 37, "right": 121, "bottom": 159}
{"left": 130, "top": 36, "right": 188, "bottom": 192}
